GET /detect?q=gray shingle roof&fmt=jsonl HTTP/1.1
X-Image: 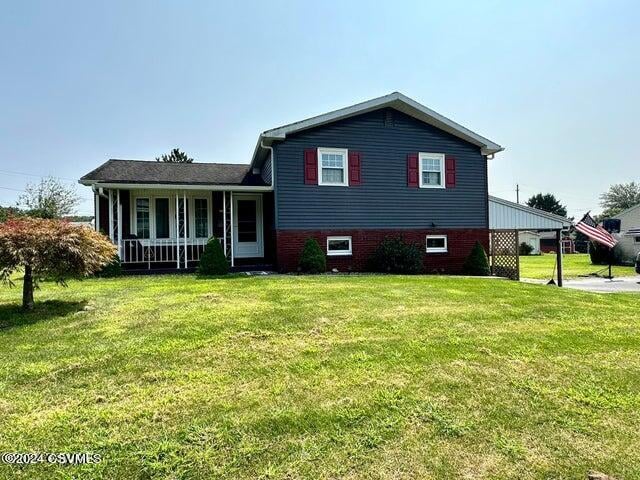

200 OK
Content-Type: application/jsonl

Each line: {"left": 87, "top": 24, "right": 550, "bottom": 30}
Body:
{"left": 80, "top": 159, "right": 266, "bottom": 186}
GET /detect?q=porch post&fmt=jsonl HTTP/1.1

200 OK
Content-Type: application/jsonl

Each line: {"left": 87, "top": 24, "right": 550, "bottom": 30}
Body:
{"left": 108, "top": 189, "right": 114, "bottom": 242}
{"left": 222, "top": 190, "right": 227, "bottom": 259}
{"left": 175, "top": 193, "right": 180, "bottom": 269}
{"left": 116, "top": 189, "right": 122, "bottom": 259}
{"left": 230, "top": 191, "right": 234, "bottom": 267}
{"left": 94, "top": 192, "right": 100, "bottom": 233}
{"left": 183, "top": 191, "right": 187, "bottom": 269}
{"left": 556, "top": 229, "right": 563, "bottom": 287}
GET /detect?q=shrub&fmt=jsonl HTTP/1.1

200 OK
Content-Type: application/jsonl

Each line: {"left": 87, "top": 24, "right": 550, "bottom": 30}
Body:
{"left": 95, "top": 255, "right": 122, "bottom": 277}
{"left": 588, "top": 241, "right": 610, "bottom": 265}
{"left": 298, "top": 238, "right": 326, "bottom": 273}
{"left": 198, "top": 237, "right": 229, "bottom": 275}
{"left": 463, "top": 241, "right": 491, "bottom": 276}
{"left": 368, "top": 236, "right": 423, "bottom": 274}
{"left": 519, "top": 242, "right": 534, "bottom": 256}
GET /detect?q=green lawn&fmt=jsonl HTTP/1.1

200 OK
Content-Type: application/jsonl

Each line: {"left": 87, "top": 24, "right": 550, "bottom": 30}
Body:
{"left": 1, "top": 275, "right": 639, "bottom": 479}
{"left": 520, "top": 253, "right": 637, "bottom": 279}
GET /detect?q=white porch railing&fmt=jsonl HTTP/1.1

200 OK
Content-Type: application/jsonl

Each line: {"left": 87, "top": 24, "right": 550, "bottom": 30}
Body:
{"left": 120, "top": 238, "right": 209, "bottom": 267}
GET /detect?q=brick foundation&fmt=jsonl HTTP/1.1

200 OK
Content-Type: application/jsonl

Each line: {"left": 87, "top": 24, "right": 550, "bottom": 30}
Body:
{"left": 276, "top": 229, "right": 489, "bottom": 273}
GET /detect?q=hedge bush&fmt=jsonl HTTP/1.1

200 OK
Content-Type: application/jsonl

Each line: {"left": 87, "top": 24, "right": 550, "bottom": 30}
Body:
{"left": 299, "top": 238, "right": 326, "bottom": 273}
{"left": 198, "top": 237, "right": 229, "bottom": 275}
{"left": 95, "top": 255, "right": 122, "bottom": 277}
{"left": 368, "top": 236, "right": 423, "bottom": 274}
{"left": 519, "top": 242, "right": 534, "bottom": 256}
{"left": 462, "top": 241, "right": 491, "bottom": 276}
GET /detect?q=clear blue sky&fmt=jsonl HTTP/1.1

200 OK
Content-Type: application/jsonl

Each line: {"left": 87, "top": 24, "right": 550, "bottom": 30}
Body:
{"left": 1, "top": 0, "right": 638, "bottom": 218}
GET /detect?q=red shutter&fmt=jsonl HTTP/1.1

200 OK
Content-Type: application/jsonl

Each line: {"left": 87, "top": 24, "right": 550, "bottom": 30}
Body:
{"left": 304, "top": 149, "right": 318, "bottom": 184}
{"left": 445, "top": 155, "right": 456, "bottom": 188}
{"left": 348, "top": 151, "right": 361, "bottom": 185}
{"left": 407, "top": 153, "right": 419, "bottom": 187}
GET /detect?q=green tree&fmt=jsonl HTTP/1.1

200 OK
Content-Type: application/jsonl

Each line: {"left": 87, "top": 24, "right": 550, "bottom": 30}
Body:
{"left": 526, "top": 193, "right": 567, "bottom": 217}
{"left": 0, "top": 217, "right": 116, "bottom": 310}
{"left": 17, "top": 177, "right": 80, "bottom": 219}
{"left": 155, "top": 148, "right": 194, "bottom": 163}
{"left": 0, "top": 205, "right": 24, "bottom": 222}
{"left": 599, "top": 182, "right": 640, "bottom": 217}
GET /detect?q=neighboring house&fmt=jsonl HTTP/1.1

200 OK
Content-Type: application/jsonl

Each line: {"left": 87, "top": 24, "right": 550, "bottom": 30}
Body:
{"left": 539, "top": 231, "right": 575, "bottom": 254}
{"left": 79, "top": 92, "right": 504, "bottom": 273}
{"left": 613, "top": 203, "right": 640, "bottom": 264}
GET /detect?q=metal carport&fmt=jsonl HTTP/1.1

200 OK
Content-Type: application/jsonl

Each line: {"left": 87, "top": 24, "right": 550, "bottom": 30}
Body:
{"left": 489, "top": 196, "right": 572, "bottom": 286}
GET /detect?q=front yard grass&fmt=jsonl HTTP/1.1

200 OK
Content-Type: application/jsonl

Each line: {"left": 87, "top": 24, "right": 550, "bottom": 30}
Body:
{"left": 0, "top": 274, "right": 639, "bottom": 479}
{"left": 520, "top": 253, "right": 636, "bottom": 279}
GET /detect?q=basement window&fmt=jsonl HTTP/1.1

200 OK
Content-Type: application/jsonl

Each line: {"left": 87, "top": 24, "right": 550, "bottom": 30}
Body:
{"left": 426, "top": 235, "right": 447, "bottom": 253}
{"left": 327, "top": 236, "right": 352, "bottom": 256}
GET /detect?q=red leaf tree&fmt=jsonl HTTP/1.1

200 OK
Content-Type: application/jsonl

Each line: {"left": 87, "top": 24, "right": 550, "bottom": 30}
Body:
{"left": 0, "top": 218, "right": 117, "bottom": 310}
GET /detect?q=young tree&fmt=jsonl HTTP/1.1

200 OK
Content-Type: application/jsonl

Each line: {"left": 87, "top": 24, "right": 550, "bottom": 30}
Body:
{"left": 18, "top": 177, "right": 80, "bottom": 219}
{"left": 599, "top": 182, "right": 640, "bottom": 217}
{"left": 526, "top": 193, "right": 567, "bottom": 217}
{"left": 0, "top": 218, "right": 116, "bottom": 310}
{"left": 155, "top": 148, "right": 194, "bottom": 163}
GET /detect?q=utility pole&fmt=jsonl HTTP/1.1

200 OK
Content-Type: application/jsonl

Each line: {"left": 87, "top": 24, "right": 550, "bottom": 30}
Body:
{"left": 516, "top": 184, "right": 520, "bottom": 204}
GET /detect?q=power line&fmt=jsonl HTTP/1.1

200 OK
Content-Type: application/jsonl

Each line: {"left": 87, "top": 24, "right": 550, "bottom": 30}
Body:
{"left": 0, "top": 169, "right": 78, "bottom": 183}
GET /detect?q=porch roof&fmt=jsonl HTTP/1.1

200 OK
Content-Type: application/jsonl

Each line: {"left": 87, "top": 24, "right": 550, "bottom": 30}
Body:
{"left": 80, "top": 159, "right": 267, "bottom": 188}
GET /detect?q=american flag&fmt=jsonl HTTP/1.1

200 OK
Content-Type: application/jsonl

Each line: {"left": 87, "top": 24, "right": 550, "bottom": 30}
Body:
{"left": 575, "top": 212, "right": 619, "bottom": 248}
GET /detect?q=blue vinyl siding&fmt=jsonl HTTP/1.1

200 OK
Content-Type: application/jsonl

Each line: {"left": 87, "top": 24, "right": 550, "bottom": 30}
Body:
{"left": 274, "top": 108, "right": 488, "bottom": 230}
{"left": 260, "top": 154, "right": 272, "bottom": 185}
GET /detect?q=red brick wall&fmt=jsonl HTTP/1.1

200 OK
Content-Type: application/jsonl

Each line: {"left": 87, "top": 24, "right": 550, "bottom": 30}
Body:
{"left": 276, "top": 229, "right": 489, "bottom": 273}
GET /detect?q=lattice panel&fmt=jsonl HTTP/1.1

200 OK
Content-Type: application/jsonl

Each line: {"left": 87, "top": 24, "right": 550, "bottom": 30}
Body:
{"left": 490, "top": 230, "right": 520, "bottom": 280}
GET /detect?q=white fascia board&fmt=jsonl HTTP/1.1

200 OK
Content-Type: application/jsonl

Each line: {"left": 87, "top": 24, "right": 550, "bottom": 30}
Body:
{"left": 78, "top": 180, "right": 273, "bottom": 192}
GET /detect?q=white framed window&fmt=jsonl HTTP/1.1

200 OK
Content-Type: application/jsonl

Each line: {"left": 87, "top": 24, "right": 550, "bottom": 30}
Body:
{"left": 419, "top": 152, "right": 445, "bottom": 189}
{"left": 193, "top": 198, "right": 209, "bottom": 238}
{"left": 318, "top": 147, "right": 349, "bottom": 186}
{"left": 327, "top": 236, "right": 352, "bottom": 256}
{"left": 426, "top": 235, "right": 447, "bottom": 253}
{"left": 635, "top": 236, "right": 640, "bottom": 244}
{"left": 134, "top": 197, "right": 150, "bottom": 239}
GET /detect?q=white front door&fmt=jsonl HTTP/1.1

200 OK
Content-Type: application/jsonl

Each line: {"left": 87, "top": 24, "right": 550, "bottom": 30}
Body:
{"left": 233, "top": 193, "right": 264, "bottom": 258}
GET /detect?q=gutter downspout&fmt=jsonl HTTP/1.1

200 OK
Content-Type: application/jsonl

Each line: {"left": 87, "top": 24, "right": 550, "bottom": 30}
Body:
{"left": 260, "top": 139, "right": 277, "bottom": 230}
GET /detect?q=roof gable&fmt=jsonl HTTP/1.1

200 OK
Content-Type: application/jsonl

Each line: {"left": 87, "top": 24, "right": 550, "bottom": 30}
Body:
{"left": 252, "top": 92, "right": 503, "bottom": 167}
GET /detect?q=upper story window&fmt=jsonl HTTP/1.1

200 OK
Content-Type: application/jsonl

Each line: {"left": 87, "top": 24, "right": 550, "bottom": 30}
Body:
{"left": 318, "top": 148, "right": 349, "bottom": 186}
{"left": 419, "top": 152, "right": 445, "bottom": 189}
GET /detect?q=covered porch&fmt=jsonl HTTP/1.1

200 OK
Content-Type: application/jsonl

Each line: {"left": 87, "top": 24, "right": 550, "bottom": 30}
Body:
{"left": 94, "top": 186, "right": 275, "bottom": 272}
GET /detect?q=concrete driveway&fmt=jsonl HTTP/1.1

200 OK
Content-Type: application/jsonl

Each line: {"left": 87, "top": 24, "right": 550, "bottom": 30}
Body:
{"left": 563, "top": 275, "right": 640, "bottom": 293}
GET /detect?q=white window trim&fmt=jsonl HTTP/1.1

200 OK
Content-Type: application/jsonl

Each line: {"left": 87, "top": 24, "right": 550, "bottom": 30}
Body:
{"left": 153, "top": 196, "right": 171, "bottom": 239}
{"left": 418, "top": 152, "right": 445, "bottom": 189}
{"left": 426, "top": 235, "right": 448, "bottom": 253}
{"left": 318, "top": 147, "right": 349, "bottom": 187}
{"left": 131, "top": 192, "right": 212, "bottom": 240}
{"left": 327, "top": 236, "right": 352, "bottom": 256}
{"left": 192, "top": 197, "right": 212, "bottom": 239}
{"left": 133, "top": 196, "right": 151, "bottom": 239}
